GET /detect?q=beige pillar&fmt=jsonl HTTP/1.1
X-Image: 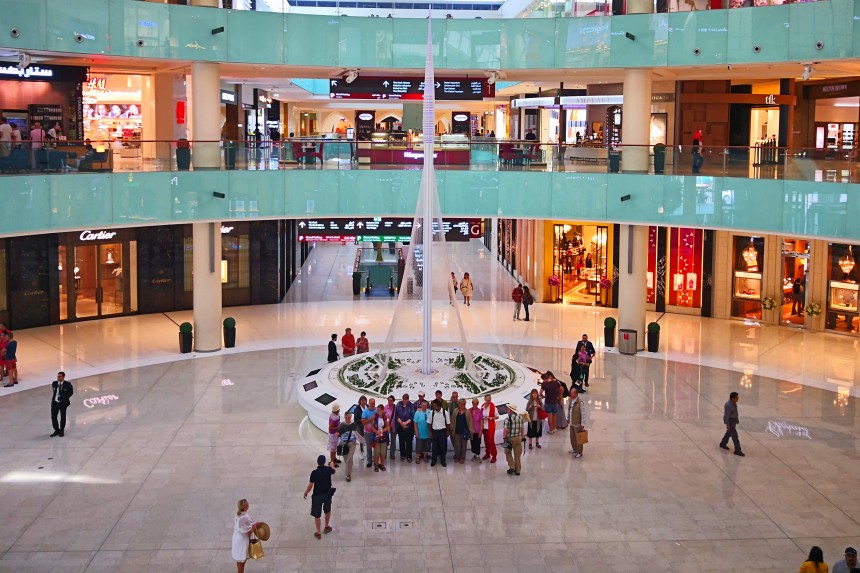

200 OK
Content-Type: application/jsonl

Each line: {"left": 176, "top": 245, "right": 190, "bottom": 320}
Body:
{"left": 193, "top": 222, "right": 223, "bottom": 352}
{"left": 190, "top": 0, "right": 220, "bottom": 6}
{"left": 622, "top": 68, "right": 652, "bottom": 173}
{"left": 190, "top": 62, "right": 221, "bottom": 169}
{"left": 626, "top": 0, "right": 655, "bottom": 13}
{"left": 618, "top": 224, "right": 648, "bottom": 350}
{"left": 153, "top": 73, "right": 180, "bottom": 161}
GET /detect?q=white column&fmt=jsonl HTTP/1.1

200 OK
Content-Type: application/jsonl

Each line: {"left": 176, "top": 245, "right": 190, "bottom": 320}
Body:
{"left": 533, "top": 222, "right": 545, "bottom": 302}
{"left": 193, "top": 222, "right": 223, "bottom": 352}
{"left": 490, "top": 217, "right": 499, "bottom": 258}
{"left": 618, "top": 224, "right": 648, "bottom": 350}
{"left": 190, "top": 62, "right": 221, "bottom": 169}
{"left": 622, "top": 68, "right": 652, "bottom": 173}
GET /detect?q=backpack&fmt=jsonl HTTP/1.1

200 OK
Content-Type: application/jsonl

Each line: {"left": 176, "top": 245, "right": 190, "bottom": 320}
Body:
{"left": 523, "top": 292, "right": 534, "bottom": 305}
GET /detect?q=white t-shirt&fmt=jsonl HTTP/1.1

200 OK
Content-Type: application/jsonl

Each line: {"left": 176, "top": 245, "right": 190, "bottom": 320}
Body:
{"left": 429, "top": 409, "right": 449, "bottom": 430}
{"left": 0, "top": 123, "right": 11, "bottom": 142}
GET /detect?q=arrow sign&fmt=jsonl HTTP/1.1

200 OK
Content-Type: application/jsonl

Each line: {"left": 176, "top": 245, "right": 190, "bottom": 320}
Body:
{"left": 299, "top": 221, "right": 306, "bottom": 228}
{"left": 435, "top": 82, "right": 440, "bottom": 88}
{"left": 331, "top": 80, "right": 337, "bottom": 86}
{"left": 382, "top": 81, "right": 389, "bottom": 87}
{"left": 357, "top": 222, "right": 364, "bottom": 228}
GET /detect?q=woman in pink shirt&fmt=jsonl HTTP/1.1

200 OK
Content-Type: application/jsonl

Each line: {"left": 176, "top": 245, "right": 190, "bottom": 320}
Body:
{"left": 469, "top": 398, "right": 484, "bottom": 462}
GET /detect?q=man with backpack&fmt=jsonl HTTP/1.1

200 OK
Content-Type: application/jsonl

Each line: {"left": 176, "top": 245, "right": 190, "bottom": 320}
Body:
{"left": 512, "top": 284, "right": 524, "bottom": 321}
{"left": 428, "top": 400, "right": 450, "bottom": 467}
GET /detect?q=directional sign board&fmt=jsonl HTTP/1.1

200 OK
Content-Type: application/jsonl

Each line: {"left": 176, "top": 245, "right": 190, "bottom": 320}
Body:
{"left": 297, "top": 218, "right": 482, "bottom": 242}
{"left": 330, "top": 77, "right": 493, "bottom": 101}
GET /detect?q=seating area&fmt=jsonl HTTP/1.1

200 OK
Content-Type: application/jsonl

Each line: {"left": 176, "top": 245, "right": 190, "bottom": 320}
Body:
{"left": 0, "top": 148, "right": 29, "bottom": 173}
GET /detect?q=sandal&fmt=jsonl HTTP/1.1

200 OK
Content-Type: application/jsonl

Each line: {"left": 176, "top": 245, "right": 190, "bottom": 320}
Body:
{"left": 314, "top": 532, "right": 321, "bottom": 540}
{"left": 324, "top": 526, "right": 333, "bottom": 534}
{"left": 375, "top": 466, "right": 379, "bottom": 472}
{"left": 346, "top": 475, "right": 351, "bottom": 482}
{"left": 381, "top": 465, "right": 386, "bottom": 471}
{"left": 528, "top": 444, "right": 533, "bottom": 450}
{"left": 536, "top": 444, "right": 542, "bottom": 449}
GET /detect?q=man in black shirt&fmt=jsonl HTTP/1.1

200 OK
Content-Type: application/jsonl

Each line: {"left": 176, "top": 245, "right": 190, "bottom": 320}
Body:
{"left": 303, "top": 455, "right": 336, "bottom": 539}
{"left": 327, "top": 334, "right": 339, "bottom": 363}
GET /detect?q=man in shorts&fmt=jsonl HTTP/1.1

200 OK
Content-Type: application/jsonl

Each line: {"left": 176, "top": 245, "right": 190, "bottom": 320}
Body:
{"left": 303, "top": 455, "right": 336, "bottom": 539}
{"left": 540, "top": 372, "right": 563, "bottom": 434}
{"left": 2, "top": 332, "right": 17, "bottom": 386}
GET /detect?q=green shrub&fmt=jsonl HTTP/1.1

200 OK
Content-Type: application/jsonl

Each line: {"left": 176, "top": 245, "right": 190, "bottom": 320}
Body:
{"left": 223, "top": 317, "right": 236, "bottom": 328}
{"left": 647, "top": 321, "right": 661, "bottom": 333}
{"left": 179, "top": 322, "right": 193, "bottom": 333}
{"left": 603, "top": 317, "right": 617, "bottom": 328}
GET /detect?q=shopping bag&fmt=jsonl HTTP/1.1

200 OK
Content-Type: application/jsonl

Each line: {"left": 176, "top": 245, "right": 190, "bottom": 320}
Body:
{"left": 537, "top": 409, "right": 548, "bottom": 421}
{"left": 248, "top": 537, "right": 265, "bottom": 560}
{"left": 575, "top": 429, "right": 589, "bottom": 445}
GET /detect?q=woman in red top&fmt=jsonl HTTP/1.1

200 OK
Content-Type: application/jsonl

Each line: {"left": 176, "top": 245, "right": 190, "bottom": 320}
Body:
{"left": 480, "top": 394, "right": 498, "bottom": 463}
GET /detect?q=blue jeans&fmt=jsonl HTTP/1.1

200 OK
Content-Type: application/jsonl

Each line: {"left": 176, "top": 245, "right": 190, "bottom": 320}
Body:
{"left": 692, "top": 152, "right": 703, "bottom": 173}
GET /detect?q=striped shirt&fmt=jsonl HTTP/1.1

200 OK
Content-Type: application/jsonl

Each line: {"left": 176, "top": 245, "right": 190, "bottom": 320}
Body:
{"left": 505, "top": 413, "right": 524, "bottom": 437}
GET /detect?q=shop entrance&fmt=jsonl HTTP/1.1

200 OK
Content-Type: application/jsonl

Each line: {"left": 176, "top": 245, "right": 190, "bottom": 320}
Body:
{"left": 58, "top": 239, "right": 134, "bottom": 321}
{"left": 553, "top": 224, "right": 609, "bottom": 305}
{"left": 781, "top": 239, "right": 809, "bottom": 326}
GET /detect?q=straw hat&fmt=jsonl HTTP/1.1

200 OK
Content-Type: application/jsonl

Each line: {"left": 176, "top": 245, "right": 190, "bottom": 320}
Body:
{"left": 331, "top": 403, "right": 340, "bottom": 413}
{"left": 507, "top": 403, "right": 518, "bottom": 413}
{"left": 255, "top": 522, "right": 271, "bottom": 542}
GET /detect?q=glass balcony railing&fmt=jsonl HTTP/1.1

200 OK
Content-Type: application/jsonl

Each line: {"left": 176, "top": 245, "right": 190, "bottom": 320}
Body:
{"left": 1, "top": 138, "right": 855, "bottom": 184}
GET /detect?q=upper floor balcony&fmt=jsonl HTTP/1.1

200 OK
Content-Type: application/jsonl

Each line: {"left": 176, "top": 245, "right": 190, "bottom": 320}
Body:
{"left": 0, "top": 0, "right": 856, "bottom": 71}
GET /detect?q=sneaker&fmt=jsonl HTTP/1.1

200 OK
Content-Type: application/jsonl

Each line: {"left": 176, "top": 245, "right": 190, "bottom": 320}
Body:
{"left": 366, "top": 462, "right": 373, "bottom": 468}
{"left": 359, "top": 452, "right": 365, "bottom": 461}
{"left": 719, "top": 444, "right": 729, "bottom": 450}
{"left": 574, "top": 453, "right": 582, "bottom": 458}
{"left": 506, "top": 469, "right": 515, "bottom": 475}
{"left": 734, "top": 451, "right": 745, "bottom": 457}
{"left": 431, "top": 461, "right": 437, "bottom": 467}
{"left": 440, "top": 462, "right": 447, "bottom": 467}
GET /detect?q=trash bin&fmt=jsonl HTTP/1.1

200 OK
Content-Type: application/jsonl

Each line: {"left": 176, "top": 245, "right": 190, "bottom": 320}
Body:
{"left": 609, "top": 151, "right": 621, "bottom": 173}
{"left": 225, "top": 141, "right": 236, "bottom": 170}
{"left": 618, "top": 328, "right": 637, "bottom": 355}
{"left": 352, "top": 271, "right": 365, "bottom": 295}
{"left": 653, "top": 143, "right": 666, "bottom": 174}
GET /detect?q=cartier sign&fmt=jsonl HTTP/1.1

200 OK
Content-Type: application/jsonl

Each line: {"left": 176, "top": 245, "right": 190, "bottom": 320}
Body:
{"left": 79, "top": 230, "right": 117, "bottom": 241}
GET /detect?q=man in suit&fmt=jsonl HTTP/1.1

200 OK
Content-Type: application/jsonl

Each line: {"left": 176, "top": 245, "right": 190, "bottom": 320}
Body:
{"left": 571, "top": 334, "right": 597, "bottom": 387}
{"left": 50, "top": 371, "right": 74, "bottom": 437}
{"left": 719, "top": 391, "right": 744, "bottom": 456}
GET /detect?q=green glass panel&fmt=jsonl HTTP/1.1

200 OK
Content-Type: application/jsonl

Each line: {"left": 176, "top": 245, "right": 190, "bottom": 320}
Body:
{"left": 285, "top": 14, "right": 339, "bottom": 67}
{"left": 498, "top": 172, "right": 552, "bottom": 218}
{"left": 853, "top": 0, "right": 860, "bottom": 61}
{"left": 388, "top": 171, "right": 421, "bottom": 215}
{"left": 46, "top": 0, "right": 109, "bottom": 55}
{"left": 339, "top": 170, "right": 403, "bottom": 216}
{"left": 727, "top": 5, "right": 790, "bottom": 63}
{"left": 719, "top": 177, "right": 783, "bottom": 232}
{"left": 667, "top": 11, "right": 728, "bottom": 66}
{"left": 789, "top": 0, "right": 852, "bottom": 61}
{"left": 782, "top": 180, "right": 849, "bottom": 238}
{"left": 609, "top": 14, "right": 668, "bottom": 68}
{"left": 227, "top": 10, "right": 284, "bottom": 65}
{"left": 284, "top": 170, "right": 340, "bottom": 216}
{"left": 3, "top": 176, "right": 51, "bottom": 234}
{"left": 167, "top": 4, "right": 227, "bottom": 62}
{"left": 50, "top": 174, "right": 113, "bottom": 229}
{"left": 662, "top": 175, "right": 724, "bottom": 228}
{"left": 556, "top": 16, "right": 611, "bottom": 69}
{"left": 606, "top": 174, "right": 663, "bottom": 222}
{"left": 113, "top": 172, "right": 173, "bottom": 224}
{"left": 0, "top": 0, "right": 47, "bottom": 52}
{"left": 550, "top": 173, "right": 608, "bottom": 221}
{"left": 501, "top": 19, "right": 557, "bottom": 70}
{"left": 438, "top": 171, "right": 499, "bottom": 216}
{"left": 444, "top": 19, "right": 501, "bottom": 69}
{"left": 846, "top": 185, "right": 860, "bottom": 241}
{"left": 108, "top": 0, "right": 171, "bottom": 59}
{"left": 392, "top": 19, "right": 445, "bottom": 69}
{"left": 226, "top": 171, "right": 284, "bottom": 220}
{"left": 171, "top": 172, "right": 231, "bottom": 221}
{"left": 338, "top": 18, "right": 393, "bottom": 68}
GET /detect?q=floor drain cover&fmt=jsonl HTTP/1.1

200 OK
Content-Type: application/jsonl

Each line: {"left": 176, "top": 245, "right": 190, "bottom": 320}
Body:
{"left": 399, "top": 522, "right": 414, "bottom": 529}
{"left": 371, "top": 522, "right": 386, "bottom": 529}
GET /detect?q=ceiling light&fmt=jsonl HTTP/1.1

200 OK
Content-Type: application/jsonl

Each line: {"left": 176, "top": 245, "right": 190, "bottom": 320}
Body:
{"left": 839, "top": 247, "right": 855, "bottom": 276}
{"left": 801, "top": 63, "right": 814, "bottom": 81}
{"left": 345, "top": 70, "right": 359, "bottom": 84}
{"left": 487, "top": 71, "right": 501, "bottom": 85}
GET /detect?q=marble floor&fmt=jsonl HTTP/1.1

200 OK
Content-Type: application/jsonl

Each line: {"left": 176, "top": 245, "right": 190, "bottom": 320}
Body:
{"left": 0, "top": 240, "right": 858, "bottom": 572}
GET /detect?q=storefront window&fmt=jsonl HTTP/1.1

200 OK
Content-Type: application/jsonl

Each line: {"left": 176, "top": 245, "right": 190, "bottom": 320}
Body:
{"left": 781, "top": 239, "right": 809, "bottom": 326}
{"left": 731, "top": 236, "right": 764, "bottom": 320}
{"left": 552, "top": 223, "right": 609, "bottom": 306}
{"left": 825, "top": 243, "right": 859, "bottom": 334}
{"left": 668, "top": 228, "right": 704, "bottom": 308}
{"left": 646, "top": 226, "right": 658, "bottom": 304}
{"left": 222, "top": 234, "right": 250, "bottom": 289}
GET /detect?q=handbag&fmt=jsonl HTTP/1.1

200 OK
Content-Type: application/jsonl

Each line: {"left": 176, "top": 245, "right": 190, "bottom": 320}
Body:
{"left": 336, "top": 430, "right": 352, "bottom": 457}
{"left": 248, "top": 536, "right": 264, "bottom": 560}
{"left": 537, "top": 408, "right": 548, "bottom": 421}
{"left": 575, "top": 429, "right": 589, "bottom": 445}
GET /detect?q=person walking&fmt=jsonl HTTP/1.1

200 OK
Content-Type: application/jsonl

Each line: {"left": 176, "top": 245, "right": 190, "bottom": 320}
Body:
{"left": 2, "top": 332, "right": 17, "bottom": 387}
{"left": 540, "top": 372, "right": 563, "bottom": 434}
{"left": 449, "top": 398, "right": 474, "bottom": 464}
{"left": 349, "top": 396, "right": 368, "bottom": 461}
{"left": 450, "top": 272, "right": 459, "bottom": 295}
{"left": 525, "top": 389, "right": 544, "bottom": 450}
{"left": 0, "top": 116, "right": 11, "bottom": 158}
{"left": 460, "top": 273, "right": 474, "bottom": 306}
{"left": 512, "top": 283, "right": 524, "bottom": 321}
{"left": 327, "top": 334, "right": 339, "bottom": 363}
{"left": 791, "top": 278, "right": 804, "bottom": 316}
{"left": 341, "top": 328, "right": 356, "bottom": 357}
{"left": 413, "top": 400, "right": 432, "bottom": 464}
{"left": 368, "top": 404, "right": 390, "bottom": 472}
{"left": 327, "top": 404, "right": 342, "bottom": 467}
{"left": 831, "top": 547, "right": 857, "bottom": 573}
{"left": 521, "top": 286, "right": 533, "bottom": 321}
{"left": 468, "top": 398, "right": 483, "bottom": 462}
{"left": 356, "top": 331, "right": 369, "bottom": 354}
{"left": 799, "top": 546, "right": 829, "bottom": 573}
{"left": 691, "top": 129, "right": 703, "bottom": 174}
{"left": 503, "top": 404, "right": 524, "bottom": 476}
{"left": 394, "top": 393, "right": 416, "bottom": 463}
{"left": 50, "top": 371, "right": 73, "bottom": 437}
{"left": 481, "top": 394, "right": 498, "bottom": 463}
{"left": 429, "top": 400, "right": 450, "bottom": 468}
{"left": 303, "top": 455, "right": 336, "bottom": 540}
{"left": 336, "top": 411, "right": 359, "bottom": 482}
{"left": 232, "top": 499, "right": 260, "bottom": 573}
{"left": 567, "top": 388, "right": 589, "bottom": 459}
{"left": 719, "top": 391, "right": 745, "bottom": 456}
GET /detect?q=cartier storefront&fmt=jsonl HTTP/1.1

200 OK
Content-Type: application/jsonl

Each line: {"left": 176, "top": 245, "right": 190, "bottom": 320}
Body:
{"left": 2, "top": 221, "right": 305, "bottom": 330}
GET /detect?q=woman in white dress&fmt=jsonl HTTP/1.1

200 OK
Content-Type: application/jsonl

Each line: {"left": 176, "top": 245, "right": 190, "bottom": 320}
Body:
{"left": 232, "top": 499, "right": 258, "bottom": 572}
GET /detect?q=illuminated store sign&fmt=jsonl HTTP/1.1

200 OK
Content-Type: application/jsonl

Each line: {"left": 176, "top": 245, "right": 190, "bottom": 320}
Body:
{"left": 330, "top": 76, "right": 493, "bottom": 101}
{"left": 220, "top": 90, "right": 236, "bottom": 104}
{"left": 0, "top": 66, "right": 53, "bottom": 79}
{"left": 297, "top": 218, "right": 481, "bottom": 242}
{"left": 79, "top": 230, "right": 117, "bottom": 241}
{"left": 0, "top": 64, "right": 87, "bottom": 83}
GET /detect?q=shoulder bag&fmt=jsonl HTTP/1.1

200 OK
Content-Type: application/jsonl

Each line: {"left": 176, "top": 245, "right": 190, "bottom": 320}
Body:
{"left": 336, "top": 429, "right": 353, "bottom": 457}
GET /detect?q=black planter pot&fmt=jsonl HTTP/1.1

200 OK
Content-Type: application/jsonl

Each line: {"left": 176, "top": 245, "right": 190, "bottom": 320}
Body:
{"left": 352, "top": 271, "right": 364, "bottom": 295}
{"left": 179, "top": 332, "right": 192, "bottom": 353}
{"left": 224, "top": 326, "right": 236, "bottom": 348}
{"left": 647, "top": 331, "right": 659, "bottom": 352}
{"left": 604, "top": 326, "right": 615, "bottom": 348}
{"left": 176, "top": 148, "right": 191, "bottom": 171}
